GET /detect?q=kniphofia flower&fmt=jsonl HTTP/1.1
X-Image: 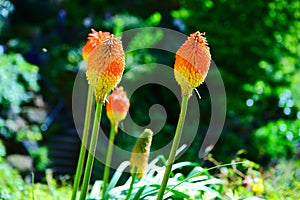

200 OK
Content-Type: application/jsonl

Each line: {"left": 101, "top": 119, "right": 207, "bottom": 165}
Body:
{"left": 174, "top": 31, "right": 211, "bottom": 97}
{"left": 106, "top": 86, "right": 130, "bottom": 132}
{"left": 130, "top": 129, "right": 153, "bottom": 179}
{"left": 83, "top": 29, "right": 125, "bottom": 102}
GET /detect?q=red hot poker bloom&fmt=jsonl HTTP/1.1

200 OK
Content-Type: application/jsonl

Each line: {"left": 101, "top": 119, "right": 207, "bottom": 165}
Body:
{"left": 106, "top": 87, "right": 130, "bottom": 132}
{"left": 174, "top": 31, "right": 211, "bottom": 98}
{"left": 84, "top": 29, "right": 125, "bottom": 102}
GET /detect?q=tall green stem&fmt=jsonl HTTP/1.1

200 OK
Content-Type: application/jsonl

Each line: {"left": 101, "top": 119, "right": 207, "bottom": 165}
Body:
{"left": 79, "top": 102, "right": 103, "bottom": 200}
{"left": 156, "top": 95, "right": 189, "bottom": 200}
{"left": 102, "top": 125, "right": 116, "bottom": 197}
{"left": 125, "top": 167, "right": 137, "bottom": 200}
{"left": 71, "top": 86, "right": 93, "bottom": 200}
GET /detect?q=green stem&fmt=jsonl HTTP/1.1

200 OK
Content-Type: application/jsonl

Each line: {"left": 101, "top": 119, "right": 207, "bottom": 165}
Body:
{"left": 72, "top": 86, "right": 93, "bottom": 200}
{"left": 79, "top": 102, "right": 103, "bottom": 200}
{"left": 125, "top": 167, "right": 137, "bottom": 200}
{"left": 156, "top": 95, "right": 189, "bottom": 200}
{"left": 102, "top": 125, "right": 116, "bottom": 197}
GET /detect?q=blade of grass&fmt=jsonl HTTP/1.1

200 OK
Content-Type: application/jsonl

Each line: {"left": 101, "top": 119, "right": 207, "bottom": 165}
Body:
{"left": 72, "top": 85, "right": 93, "bottom": 200}
{"left": 79, "top": 102, "right": 104, "bottom": 200}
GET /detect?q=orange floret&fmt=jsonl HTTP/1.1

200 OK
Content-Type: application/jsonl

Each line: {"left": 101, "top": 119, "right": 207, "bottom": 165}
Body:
{"left": 82, "top": 29, "right": 110, "bottom": 60}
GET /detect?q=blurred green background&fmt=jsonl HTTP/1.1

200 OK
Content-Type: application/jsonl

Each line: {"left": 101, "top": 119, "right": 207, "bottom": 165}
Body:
{"left": 0, "top": 0, "right": 299, "bottom": 199}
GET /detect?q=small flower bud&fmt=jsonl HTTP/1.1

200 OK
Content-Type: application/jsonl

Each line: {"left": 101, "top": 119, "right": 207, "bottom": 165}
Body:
{"left": 106, "top": 87, "right": 130, "bottom": 132}
{"left": 130, "top": 129, "right": 153, "bottom": 179}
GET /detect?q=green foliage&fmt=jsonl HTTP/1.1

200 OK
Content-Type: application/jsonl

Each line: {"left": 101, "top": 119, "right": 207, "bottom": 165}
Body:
{"left": 103, "top": 12, "right": 162, "bottom": 34}
{"left": 175, "top": 0, "right": 300, "bottom": 163}
{"left": 0, "top": 139, "right": 6, "bottom": 162}
{"left": 103, "top": 12, "right": 163, "bottom": 82}
{"left": 171, "top": 8, "right": 191, "bottom": 20}
{"left": 16, "top": 125, "right": 43, "bottom": 142}
{"left": 0, "top": 52, "right": 49, "bottom": 171}
{"left": 212, "top": 153, "right": 300, "bottom": 199}
{"left": 0, "top": 53, "right": 39, "bottom": 107}
{"left": 216, "top": 153, "right": 264, "bottom": 199}
{"left": 0, "top": 0, "right": 13, "bottom": 31}
{"left": 0, "top": 161, "right": 71, "bottom": 200}
{"left": 264, "top": 159, "right": 300, "bottom": 199}
{"left": 0, "top": 162, "right": 30, "bottom": 199}
{"left": 253, "top": 119, "right": 300, "bottom": 160}
{"left": 0, "top": 144, "right": 65, "bottom": 199}
{"left": 103, "top": 13, "right": 143, "bottom": 35}
{"left": 290, "top": 70, "right": 300, "bottom": 110}
{"left": 90, "top": 158, "right": 223, "bottom": 200}
{"left": 29, "top": 146, "right": 49, "bottom": 171}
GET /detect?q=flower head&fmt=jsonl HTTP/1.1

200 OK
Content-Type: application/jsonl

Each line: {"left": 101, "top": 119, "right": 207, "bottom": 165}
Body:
{"left": 83, "top": 29, "right": 125, "bottom": 102}
{"left": 130, "top": 129, "right": 153, "bottom": 179}
{"left": 174, "top": 31, "right": 211, "bottom": 97}
{"left": 106, "top": 86, "right": 130, "bottom": 132}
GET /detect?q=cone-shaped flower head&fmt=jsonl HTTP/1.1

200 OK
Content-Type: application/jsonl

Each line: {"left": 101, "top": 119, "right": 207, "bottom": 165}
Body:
{"left": 83, "top": 29, "right": 125, "bottom": 102}
{"left": 106, "top": 86, "right": 130, "bottom": 133}
{"left": 130, "top": 129, "right": 153, "bottom": 179}
{"left": 174, "top": 31, "right": 211, "bottom": 98}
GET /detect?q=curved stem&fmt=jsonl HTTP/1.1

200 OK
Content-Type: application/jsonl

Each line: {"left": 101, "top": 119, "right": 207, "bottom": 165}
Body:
{"left": 125, "top": 167, "right": 137, "bottom": 200}
{"left": 71, "top": 86, "right": 93, "bottom": 200}
{"left": 102, "top": 125, "right": 116, "bottom": 197}
{"left": 79, "top": 102, "right": 103, "bottom": 200}
{"left": 156, "top": 95, "right": 189, "bottom": 200}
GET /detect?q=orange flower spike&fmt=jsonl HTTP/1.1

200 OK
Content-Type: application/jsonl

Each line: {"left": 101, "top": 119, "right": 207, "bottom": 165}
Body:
{"left": 82, "top": 29, "right": 111, "bottom": 60}
{"left": 174, "top": 31, "right": 211, "bottom": 98}
{"left": 106, "top": 87, "right": 130, "bottom": 132}
{"left": 85, "top": 29, "right": 125, "bottom": 103}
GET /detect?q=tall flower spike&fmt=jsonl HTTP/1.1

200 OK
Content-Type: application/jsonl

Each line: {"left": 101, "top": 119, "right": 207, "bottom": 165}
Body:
{"left": 84, "top": 29, "right": 125, "bottom": 102}
{"left": 130, "top": 129, "right": 153, "bottom": 179}
{"left": 174, "top": 31, "right": 211, "bottom": 98}
{"left": 106, "top": 86, "right": 130, "bottom": 133}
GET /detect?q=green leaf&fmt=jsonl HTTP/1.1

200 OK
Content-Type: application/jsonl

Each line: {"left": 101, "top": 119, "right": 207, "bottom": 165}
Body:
{"left": 172, "top": 161, "right": 199, "bottom": 171}
{"left": 104, "top": 161, "right": 130, "bottom": 199}
{"left": 150, "top": 184, "right": 190, "bottom": 198}
{"left": 89, "top": 180, "right": 102, "bottom": 199}
{"left": 132, "top": 185, "right": 146, "bottom": 200}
